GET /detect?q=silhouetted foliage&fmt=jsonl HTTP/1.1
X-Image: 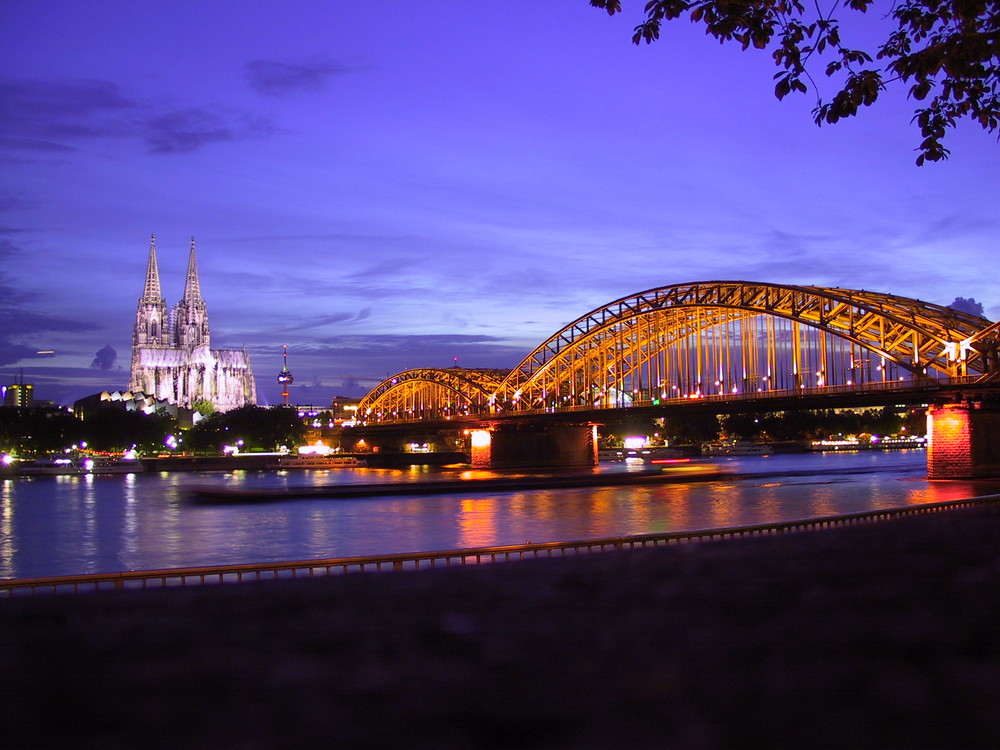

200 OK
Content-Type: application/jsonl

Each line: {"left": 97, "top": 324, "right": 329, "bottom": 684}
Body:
{"left": 949, "top": 296, "right": 986, "bottom": 316}
{"left": 0, "top": 406, "right": 179, "bottom": 455}
{"left": 600, "top": 411, "right": 722, "bottom": 444}
{"left": 720, "top": 407, "right": 919, "bottom": 440}
{"left": 80, "top": 408, "right": 174, "bottom": 453}
{"left": 0, "top": 408, "right": 82, "bottom": 454}
{"left": 598, "top": 406, "right": 920, "bottom": 445}
{"left": 591, "top": 0, "right": 1000, "bottom": 164}
{"left": 192, "top": 400, "right": 216, "bottom": 417}
{"left": 186, "top": 406, "right": 307, "bottom": 453}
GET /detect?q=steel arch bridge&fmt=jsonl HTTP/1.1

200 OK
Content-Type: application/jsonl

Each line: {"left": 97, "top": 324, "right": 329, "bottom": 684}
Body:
{"left": 357, "top": 281, "right": 999, "bottom": 422}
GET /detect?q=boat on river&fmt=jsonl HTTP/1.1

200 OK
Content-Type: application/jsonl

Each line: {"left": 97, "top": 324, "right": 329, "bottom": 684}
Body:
{"left": 808, "top": 436, "right": 926, "bottom": 452}
{"left": 702, "top": 440, "right": 774, "bottom": 456}
{"left": 84, "top": 457, "right": 146, "bottom": 474}
{"left": 16, "top": 455, "right": 146, "bottom": 475}
{"left": 600, "top": 446, "right": 687, "bottom": 463}
{"left": 17, "top": 457, "right": 85, "bottom": 475}
{"left": 266, "top": 454, "right": 367, "bottom": 470}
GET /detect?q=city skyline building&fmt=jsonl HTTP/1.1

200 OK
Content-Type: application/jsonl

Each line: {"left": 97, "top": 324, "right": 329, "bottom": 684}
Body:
{"left": 129, "top": 235, "right": 256, "bottom": 412}
{"left": 2, "top": 379, "right": 34, "bottom": 408}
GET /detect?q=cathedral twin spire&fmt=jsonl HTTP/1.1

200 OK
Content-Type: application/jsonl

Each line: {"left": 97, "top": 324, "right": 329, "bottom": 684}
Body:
{"left": 135, "top": 234, "right": 209, "bottom": 350}
{"left": 142, "top": 233, "right": 163, "bottom": 302}
{"left": 182, "top": 236, "right": 203, "bottom": 304}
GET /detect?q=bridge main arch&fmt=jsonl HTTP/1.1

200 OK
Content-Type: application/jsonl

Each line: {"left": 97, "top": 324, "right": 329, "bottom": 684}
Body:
{"left": 356, "top": 281, "right": 996, "bottom": 422}
{"left": 490, "top": 281, "right": 994, "bottom": 412}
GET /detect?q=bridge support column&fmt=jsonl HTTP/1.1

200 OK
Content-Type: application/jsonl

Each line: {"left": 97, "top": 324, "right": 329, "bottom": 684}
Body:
{"left": 470, "top": 424, "right": 598, "bottom": 470}
{"left": 927, "top": 401, "right": 1000, "bottom": 479}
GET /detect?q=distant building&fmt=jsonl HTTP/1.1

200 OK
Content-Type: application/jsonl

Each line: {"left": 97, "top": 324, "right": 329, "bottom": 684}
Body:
{"left": 74, "top": 391, "right": 197, "bottom": 429}
{"left": 2, "top": 382, "right": 33, "bottom": 408}
{"left": 75, "top": 390, "right": 173, "bottom": 418}
{"left": 330, "top": 396, "right": 361, "bottom": 422}
{"left": 129, "top": 235, "right": 256, "bottom": 412}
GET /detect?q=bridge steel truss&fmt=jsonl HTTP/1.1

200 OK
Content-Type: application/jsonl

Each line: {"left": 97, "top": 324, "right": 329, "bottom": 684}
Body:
{"left": 358, "top": 368, "right": 509, "bottom": 421}
{"left": 358, "top": 281, "right": 998, "bottom": 422}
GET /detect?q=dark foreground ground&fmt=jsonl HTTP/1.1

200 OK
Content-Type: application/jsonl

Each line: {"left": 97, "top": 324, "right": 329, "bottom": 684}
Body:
{"left": 4, "top": 504, "right": 1000, "bottom": 749}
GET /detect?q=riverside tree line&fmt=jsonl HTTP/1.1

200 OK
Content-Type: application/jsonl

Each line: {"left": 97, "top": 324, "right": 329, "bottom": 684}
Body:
{"left": 0, "top": 405, "right": 306, "bottom": 456}
{"left": 2, "top": 402, "right": 923, "bottom": 456}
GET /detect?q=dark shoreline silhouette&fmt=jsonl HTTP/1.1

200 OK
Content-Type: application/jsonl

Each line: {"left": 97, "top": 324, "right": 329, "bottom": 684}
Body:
{"left": 4, "top": 503, "right": 1000, "bottom": 747}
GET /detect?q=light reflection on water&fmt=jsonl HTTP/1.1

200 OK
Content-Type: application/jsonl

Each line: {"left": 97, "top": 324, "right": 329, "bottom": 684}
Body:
{"left": 3, "top": 450, "right": 1000, "bottom": 579}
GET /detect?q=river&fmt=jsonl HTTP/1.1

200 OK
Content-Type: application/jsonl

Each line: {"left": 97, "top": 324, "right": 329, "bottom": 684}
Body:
{"left": 3, "top": 450, "right": 1000, "bottom": 580}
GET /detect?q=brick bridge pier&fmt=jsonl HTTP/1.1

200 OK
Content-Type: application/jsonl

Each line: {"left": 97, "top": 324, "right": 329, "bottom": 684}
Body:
{"left": 469, "top": 422, "right": 598, "bottom": 470}
{"left": 927, "top": 397, "right": 1000, "bottom": 479}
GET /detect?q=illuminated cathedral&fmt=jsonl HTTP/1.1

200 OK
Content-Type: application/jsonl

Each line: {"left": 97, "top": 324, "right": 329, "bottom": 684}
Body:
{"left": 129, "top": 235, "right": 256, "bottom": 412}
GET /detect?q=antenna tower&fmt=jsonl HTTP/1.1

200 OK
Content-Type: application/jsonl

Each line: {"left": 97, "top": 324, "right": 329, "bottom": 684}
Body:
{"left": 277, "top": 345, "right": 294, "bottom": 406}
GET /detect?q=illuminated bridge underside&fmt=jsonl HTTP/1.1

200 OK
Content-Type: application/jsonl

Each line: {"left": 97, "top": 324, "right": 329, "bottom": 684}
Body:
{"left": 359, "top": 282, "right": 998, "bottom": 421}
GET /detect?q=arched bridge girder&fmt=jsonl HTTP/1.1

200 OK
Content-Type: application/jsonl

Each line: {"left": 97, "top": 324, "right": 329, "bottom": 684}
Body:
{"left": 496, "top": 309, "right": 730, "bottom": 408}
{"left": 496, "top": 281, "right": 994, "bottom": 406}
{"left": 358, "top": 367, "right": 510, "bottom": 419}
{"left": 498, "top": 308, "right": 881, "bottom": 410}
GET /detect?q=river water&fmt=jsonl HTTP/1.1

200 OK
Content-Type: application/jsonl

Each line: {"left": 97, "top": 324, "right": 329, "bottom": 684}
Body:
{"left": 3, "top": 450, "right": 1000, "bottom": 580}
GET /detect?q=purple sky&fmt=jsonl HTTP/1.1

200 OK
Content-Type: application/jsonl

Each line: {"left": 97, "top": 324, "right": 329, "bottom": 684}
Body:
{"left": 2, "top": 2, "right": 998, "bottom": 406}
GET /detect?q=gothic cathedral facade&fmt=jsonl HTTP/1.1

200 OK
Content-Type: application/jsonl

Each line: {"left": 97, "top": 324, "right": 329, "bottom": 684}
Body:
{"left": 129, "top": 235, "right": 256, "bottom": 411}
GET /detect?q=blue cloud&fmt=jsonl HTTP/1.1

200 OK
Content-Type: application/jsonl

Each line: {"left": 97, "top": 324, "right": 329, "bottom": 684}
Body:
{"left": 144, "top": 107, "right": 274, "bottom": 154}
{"left": 0, "top": 77, "right": 275, "bottom": 155}
{"left": 245, "top": 59, "right": 352, "bottom": 97}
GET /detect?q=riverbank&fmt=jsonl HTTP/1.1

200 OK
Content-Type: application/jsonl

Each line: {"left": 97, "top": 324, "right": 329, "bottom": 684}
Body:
{"left": 3, "top": 501, "right": 1000, "bottom": 748}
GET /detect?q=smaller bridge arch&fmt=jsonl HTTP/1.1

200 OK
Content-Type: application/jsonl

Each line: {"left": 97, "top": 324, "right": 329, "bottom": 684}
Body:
{"left": 358, "top": 368, "right": 509, "bottom": 421}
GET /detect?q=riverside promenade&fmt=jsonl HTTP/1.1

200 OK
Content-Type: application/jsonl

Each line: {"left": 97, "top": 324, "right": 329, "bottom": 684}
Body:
{"left": 4, "top": 501, "right": 1000, "bottom": 748}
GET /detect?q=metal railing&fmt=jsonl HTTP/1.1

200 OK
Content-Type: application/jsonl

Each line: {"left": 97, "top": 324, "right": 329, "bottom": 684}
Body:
{"left": 3, "top": 494, "right": 999, "bottom": 597}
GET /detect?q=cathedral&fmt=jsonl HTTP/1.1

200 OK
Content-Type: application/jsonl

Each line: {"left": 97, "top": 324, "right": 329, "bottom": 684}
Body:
{"left": 129, "top": 235, "right": 257, "bottom": 412}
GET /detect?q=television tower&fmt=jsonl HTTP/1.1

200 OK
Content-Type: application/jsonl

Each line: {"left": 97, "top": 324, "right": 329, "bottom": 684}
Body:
{"left": 277, "top": 345, "right": 294, "bottom": 406}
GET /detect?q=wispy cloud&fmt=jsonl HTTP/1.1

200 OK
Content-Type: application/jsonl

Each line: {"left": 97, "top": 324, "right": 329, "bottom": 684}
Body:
{"left": 0, "top": 237, "right": 21, "bottom": 260}
{"left": 0, "top": 194, "right": 40, "bottom": 214}
{"left": 0, "top": 272, "right": 101, "bottom": 367}
{"left": 0, "top": 307, "right": 98, "bottom": 336}
{"left": 0, "top": 274, "right": 32, "bottom": 307}
{"left": 270, "top": 308, "right": 372, "bottom": 333}
{"left": 144, "top": 106, "right": 274, "bottom": 154}
{"left": 0, "top": 77, "right": 275, "bottom": 155}
{"left": 300, "top": 333, "right": 527, "bottom": 372}
{"left": 0, "top": 137, "right": 76, "bottom": 154}
{"left": 0, "top": 78, "right": 135, "bottom": 149}
{"left": 0, "top": 302, "right": 81, "bottom": 367}
{"left": 0, "top": 342, "right": 41, "bottom": 367}
{"left": 245, "top": 59, "right": 353, "bottom": 97}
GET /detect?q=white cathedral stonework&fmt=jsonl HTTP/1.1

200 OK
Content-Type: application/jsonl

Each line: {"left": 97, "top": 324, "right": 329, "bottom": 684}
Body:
{"left": 128, "top": 235, "right": 257, "bottom": 412}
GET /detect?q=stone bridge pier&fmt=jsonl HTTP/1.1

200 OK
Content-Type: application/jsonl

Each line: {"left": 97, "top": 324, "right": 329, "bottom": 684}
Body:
{"left": 470, "top": 423, "right": 598, "bottom": 470}
{"left": 927, "top": 399, "right": 1000, "bottom": 479}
